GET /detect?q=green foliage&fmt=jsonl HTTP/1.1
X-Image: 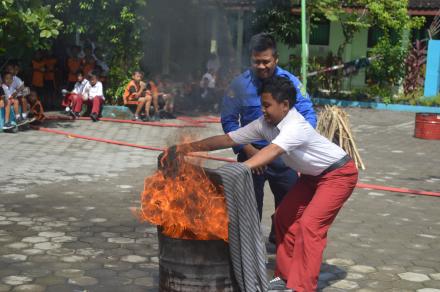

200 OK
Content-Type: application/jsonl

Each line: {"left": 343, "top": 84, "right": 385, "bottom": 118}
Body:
{"left": 0, "top": 1, "right": 62, "bottom": 57}
{"left": 368, "top": 37, "right": 407, "bottom": 87}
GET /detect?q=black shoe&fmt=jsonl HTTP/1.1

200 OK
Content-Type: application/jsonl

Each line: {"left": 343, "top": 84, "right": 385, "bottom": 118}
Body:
{"left": 69, "top": 110, "right": 77, "bottom": 119}
{"left": 2, "top": 122, "right": 16, "bottom": 130}
{"left": 267, "top": 277, "right": 293, "bottom": 292}
{"left": 152, "top": 113, "right": 160, "bottom": 121}
{"left": 15, "top": 116, "right": 24, "bottom": 125}
{"left": 142, "top": 116, "right": 151, "bottom": 122}
{"left": 90, "top": 113, "right": 99, "bottom": 122}
{"left": 74, "top": 112, "right": 81, "bottom": 118}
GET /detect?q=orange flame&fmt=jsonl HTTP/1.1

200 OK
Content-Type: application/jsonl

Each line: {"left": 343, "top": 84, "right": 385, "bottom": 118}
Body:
{"left": 138, "top": 156, "right": 229, "bottom": 241}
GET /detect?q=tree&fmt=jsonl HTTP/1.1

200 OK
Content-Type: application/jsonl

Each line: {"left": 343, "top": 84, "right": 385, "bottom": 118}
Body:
{"left": 0, "top": 0, "right": 62, "bottom": 59}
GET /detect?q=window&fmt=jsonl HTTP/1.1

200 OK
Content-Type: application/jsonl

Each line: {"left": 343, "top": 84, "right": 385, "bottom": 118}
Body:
{"left": 310, "top": 20, "right": 330, "bottom": 46}
{"left": 368, "top": 27, "right": 383, "bottom": 48}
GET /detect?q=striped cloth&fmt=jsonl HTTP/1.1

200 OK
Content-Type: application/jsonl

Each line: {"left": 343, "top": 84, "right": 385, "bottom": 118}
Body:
{"left": 217, "top": 163, "right": 268, "bottom": 292}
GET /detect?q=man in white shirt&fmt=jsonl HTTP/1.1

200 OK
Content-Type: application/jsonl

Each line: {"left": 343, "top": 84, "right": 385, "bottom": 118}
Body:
{"left": 78, "top": 72, "right": 105, "bottom": 122}
{"left": 162, "top": 76, "right": 358, "bottom": 292}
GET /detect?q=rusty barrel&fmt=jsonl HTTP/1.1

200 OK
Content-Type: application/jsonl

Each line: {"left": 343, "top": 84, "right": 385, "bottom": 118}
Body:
{"left": 414, "top": 113, "right": 440, "bottom": 140}
{"left": 158, "top": 229, "right": 239, "bottom": 292}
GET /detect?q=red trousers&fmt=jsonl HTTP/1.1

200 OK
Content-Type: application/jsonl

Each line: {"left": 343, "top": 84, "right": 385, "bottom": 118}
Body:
{"left": 75, "top": 96, "right": 104, "bottom": 115}
{"left": 61, "top": 94, "right": 81, "bottom": 109}
{"left": 275, "top": 160, "right": 358, "bottom": 292}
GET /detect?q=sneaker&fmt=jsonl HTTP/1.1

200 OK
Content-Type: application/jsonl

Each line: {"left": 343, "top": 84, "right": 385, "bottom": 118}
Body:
{"left": 15, "top": 116, "right": 25, "bottom": 125}
{"left": 267, "top": 277, "right": 293, "bottom": 292}
{"left": 90, "top": 113, "right": 99, "bottom": 122}
{"left": 2, "top": 122, "right": 15, "bottom": 130}
{"left": 142, "top": 116, "right": 151, "bottom": 122}
{"left": 65, "top": 106, "right": 71, "bottom": 112}
{"left": 69, "top": 110, "right": 77, "bottom": 119}
{"left": 152, "top": 113, "right": 160, "bottom": 121}
{"left": 132, "top": 115, "right": 142, "bottom": 121}
{"left": 74, "top": 112, "right": 81, "bottom": 118}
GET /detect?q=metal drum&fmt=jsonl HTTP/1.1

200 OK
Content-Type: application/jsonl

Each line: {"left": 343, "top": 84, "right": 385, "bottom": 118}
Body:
{"left": 158, "top": 229, "right": 239, "bottom": 292}
{"left": 414, "top": 113, "right": 440, "bottom": 140}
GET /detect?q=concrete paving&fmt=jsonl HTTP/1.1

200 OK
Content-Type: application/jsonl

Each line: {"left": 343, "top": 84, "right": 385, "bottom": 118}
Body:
{"left": 0, "top": 108, "right": 439, "bottom": 291}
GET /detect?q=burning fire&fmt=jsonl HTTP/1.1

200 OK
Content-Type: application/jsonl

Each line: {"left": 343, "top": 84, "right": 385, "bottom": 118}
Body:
{"left": 138, "top": 155, "right": 229, "bottom": 241}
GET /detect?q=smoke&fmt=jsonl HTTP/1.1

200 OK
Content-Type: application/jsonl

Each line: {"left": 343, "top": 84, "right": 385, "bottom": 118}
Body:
{"left": 141, "top": 0, "right": 255, "bottom": 81}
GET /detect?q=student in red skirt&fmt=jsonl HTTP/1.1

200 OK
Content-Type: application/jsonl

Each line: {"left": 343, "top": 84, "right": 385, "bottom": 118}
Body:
{"left": 162, "top": 76, "right": 358, "bottom": 292}
{"left": 62, "top": 71, "right": 89, "bottom": 118}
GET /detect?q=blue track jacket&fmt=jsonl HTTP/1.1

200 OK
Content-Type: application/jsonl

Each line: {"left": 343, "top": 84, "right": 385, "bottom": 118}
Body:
{"left": 221, "top": 67, "right": 317, "bottom": 154}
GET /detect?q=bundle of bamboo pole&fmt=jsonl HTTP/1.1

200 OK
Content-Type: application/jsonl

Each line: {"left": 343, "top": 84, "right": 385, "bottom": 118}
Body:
{"left": 317, "top": 105, "right": 365, "bottom": 170}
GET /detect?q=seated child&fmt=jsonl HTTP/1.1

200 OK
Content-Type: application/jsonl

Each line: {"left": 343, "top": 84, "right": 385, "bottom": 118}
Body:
{"left": 157, "top": 75, "right": 176, "bottom": 118}
{"left": 5, "top": 62, "right": 30, "bottom": 119}
{"left": 142, "top": 74, "right": 160, "bottom": 121}
{"left": 61, "top": 71, "right": 89, "bottom": 118}
{"left": 27, "top": 88, "right": 45, "bottom": 122}
{"left": 1, "top": 71, "right": 24, "bottom": 130}
{"left": 78, "top": 72, "right": 105, "bottom": 122}
{"left": 123, "top": 71, "right": 148, "bottom": 121}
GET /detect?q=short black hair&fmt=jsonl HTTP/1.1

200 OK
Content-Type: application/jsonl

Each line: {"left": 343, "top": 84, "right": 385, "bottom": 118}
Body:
{"left": 88, "top": 70, "right": 100, "bottom": 79}
{"left": 260, "top": 76, "right": 297, "bottom": 109}
{"left": 1, "top": 70, "right": 13, "bottom": 80}
{"left": 249, "top": 33, "right": 277, "bottom": 56}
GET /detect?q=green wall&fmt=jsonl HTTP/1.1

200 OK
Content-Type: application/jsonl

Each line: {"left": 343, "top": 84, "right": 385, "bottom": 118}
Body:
{"left": 278, "top": 21, "right": 369, "bottom": 89}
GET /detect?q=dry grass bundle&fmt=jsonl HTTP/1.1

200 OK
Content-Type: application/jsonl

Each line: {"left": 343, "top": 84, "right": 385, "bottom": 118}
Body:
{"left": 317, "top": 105, "right": 365, "bottom": 170}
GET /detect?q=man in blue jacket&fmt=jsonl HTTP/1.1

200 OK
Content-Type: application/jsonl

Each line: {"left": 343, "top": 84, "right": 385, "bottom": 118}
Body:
{"left": 221, "top": 33, "right": 317, "bottom": 242}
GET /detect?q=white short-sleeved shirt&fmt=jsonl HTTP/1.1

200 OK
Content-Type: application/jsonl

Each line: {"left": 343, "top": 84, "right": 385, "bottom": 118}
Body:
{"left": 12, "top": 76, "right": 24, "bottom": 90}
{"left": 84, "top": 81, "right": 104, "bottom": 100}
{"left": 200, "top": 73, "right": 215, "bottom": 88}
{"left": 72, "top": 79, "right": 89, "bottom": 95}
{"left": 1, "top": 84, "right": 15, "bottom": 99}
{"left": 228, "top": 108, "right": 347, "bottom": 176}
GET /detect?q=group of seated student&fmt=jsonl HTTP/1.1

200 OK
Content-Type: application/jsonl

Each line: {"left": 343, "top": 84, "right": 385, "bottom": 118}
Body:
{"left": 123, "top": 71, "right": 177, "bottom": 121}
{"left": 1, "top": 66, "right": 45, "bottom": 131}
{"left": 62, "top": 70, "right": 105, "bottom": 122}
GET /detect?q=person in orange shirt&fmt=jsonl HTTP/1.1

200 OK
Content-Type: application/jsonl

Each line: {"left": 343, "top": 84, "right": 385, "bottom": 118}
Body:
{"left": 82, "top": 46, "right": 96, "bottom": 76}
{"left": 67, "top": 45, "right": 83, "bottom": 90}
{"left": 43, "top": 51, "right": 58, "bottom": 109}
{"left": 123, "top": 71, "right": 148, "bottom": 121}
{"left": 31, "top": 50, "right": 46, "bottom": 99}
{"left": 44, "top": 51, "right": 58, "bottom": 89}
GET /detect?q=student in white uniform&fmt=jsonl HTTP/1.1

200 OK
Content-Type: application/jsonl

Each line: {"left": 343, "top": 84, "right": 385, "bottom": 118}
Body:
{"left": 1, "top": 71, "right": 24, "bottom": 129}
{"left": 162, "top": 76, "right": 359, "bottom": 292}
{"left": 61, "top": 71, "right": 89, "bottom": 118}
{"left": 78, "top": 72, "right": 105, "bottom": 122}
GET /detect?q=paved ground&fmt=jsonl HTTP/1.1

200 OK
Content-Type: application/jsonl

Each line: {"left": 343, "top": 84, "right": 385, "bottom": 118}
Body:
{"left": 0, "top": 108, "right": 439, "bottom": 292}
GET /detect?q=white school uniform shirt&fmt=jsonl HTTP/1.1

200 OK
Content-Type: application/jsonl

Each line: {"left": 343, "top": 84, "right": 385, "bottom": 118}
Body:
{"left": 1, "top": 84, "right": 15, "bottom": 99}
{"left": 200, "top": 72, "right": 215, "bottom": 88}
{"left": 72, "top": 79, "right": 89, "bottom": 95}
{"left": 228, "top": 108, "right": 347, "bottom": 176}
{"left": 83, "top": 81, "right": 104, "bottom": 100}
{"left": 9, "top": 76, "right": 24, "bottom": 97}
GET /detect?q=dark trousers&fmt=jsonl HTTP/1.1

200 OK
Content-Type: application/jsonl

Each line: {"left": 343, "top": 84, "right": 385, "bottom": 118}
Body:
{"left": 237, "top": 148, "right": 298, "bottom": 219}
